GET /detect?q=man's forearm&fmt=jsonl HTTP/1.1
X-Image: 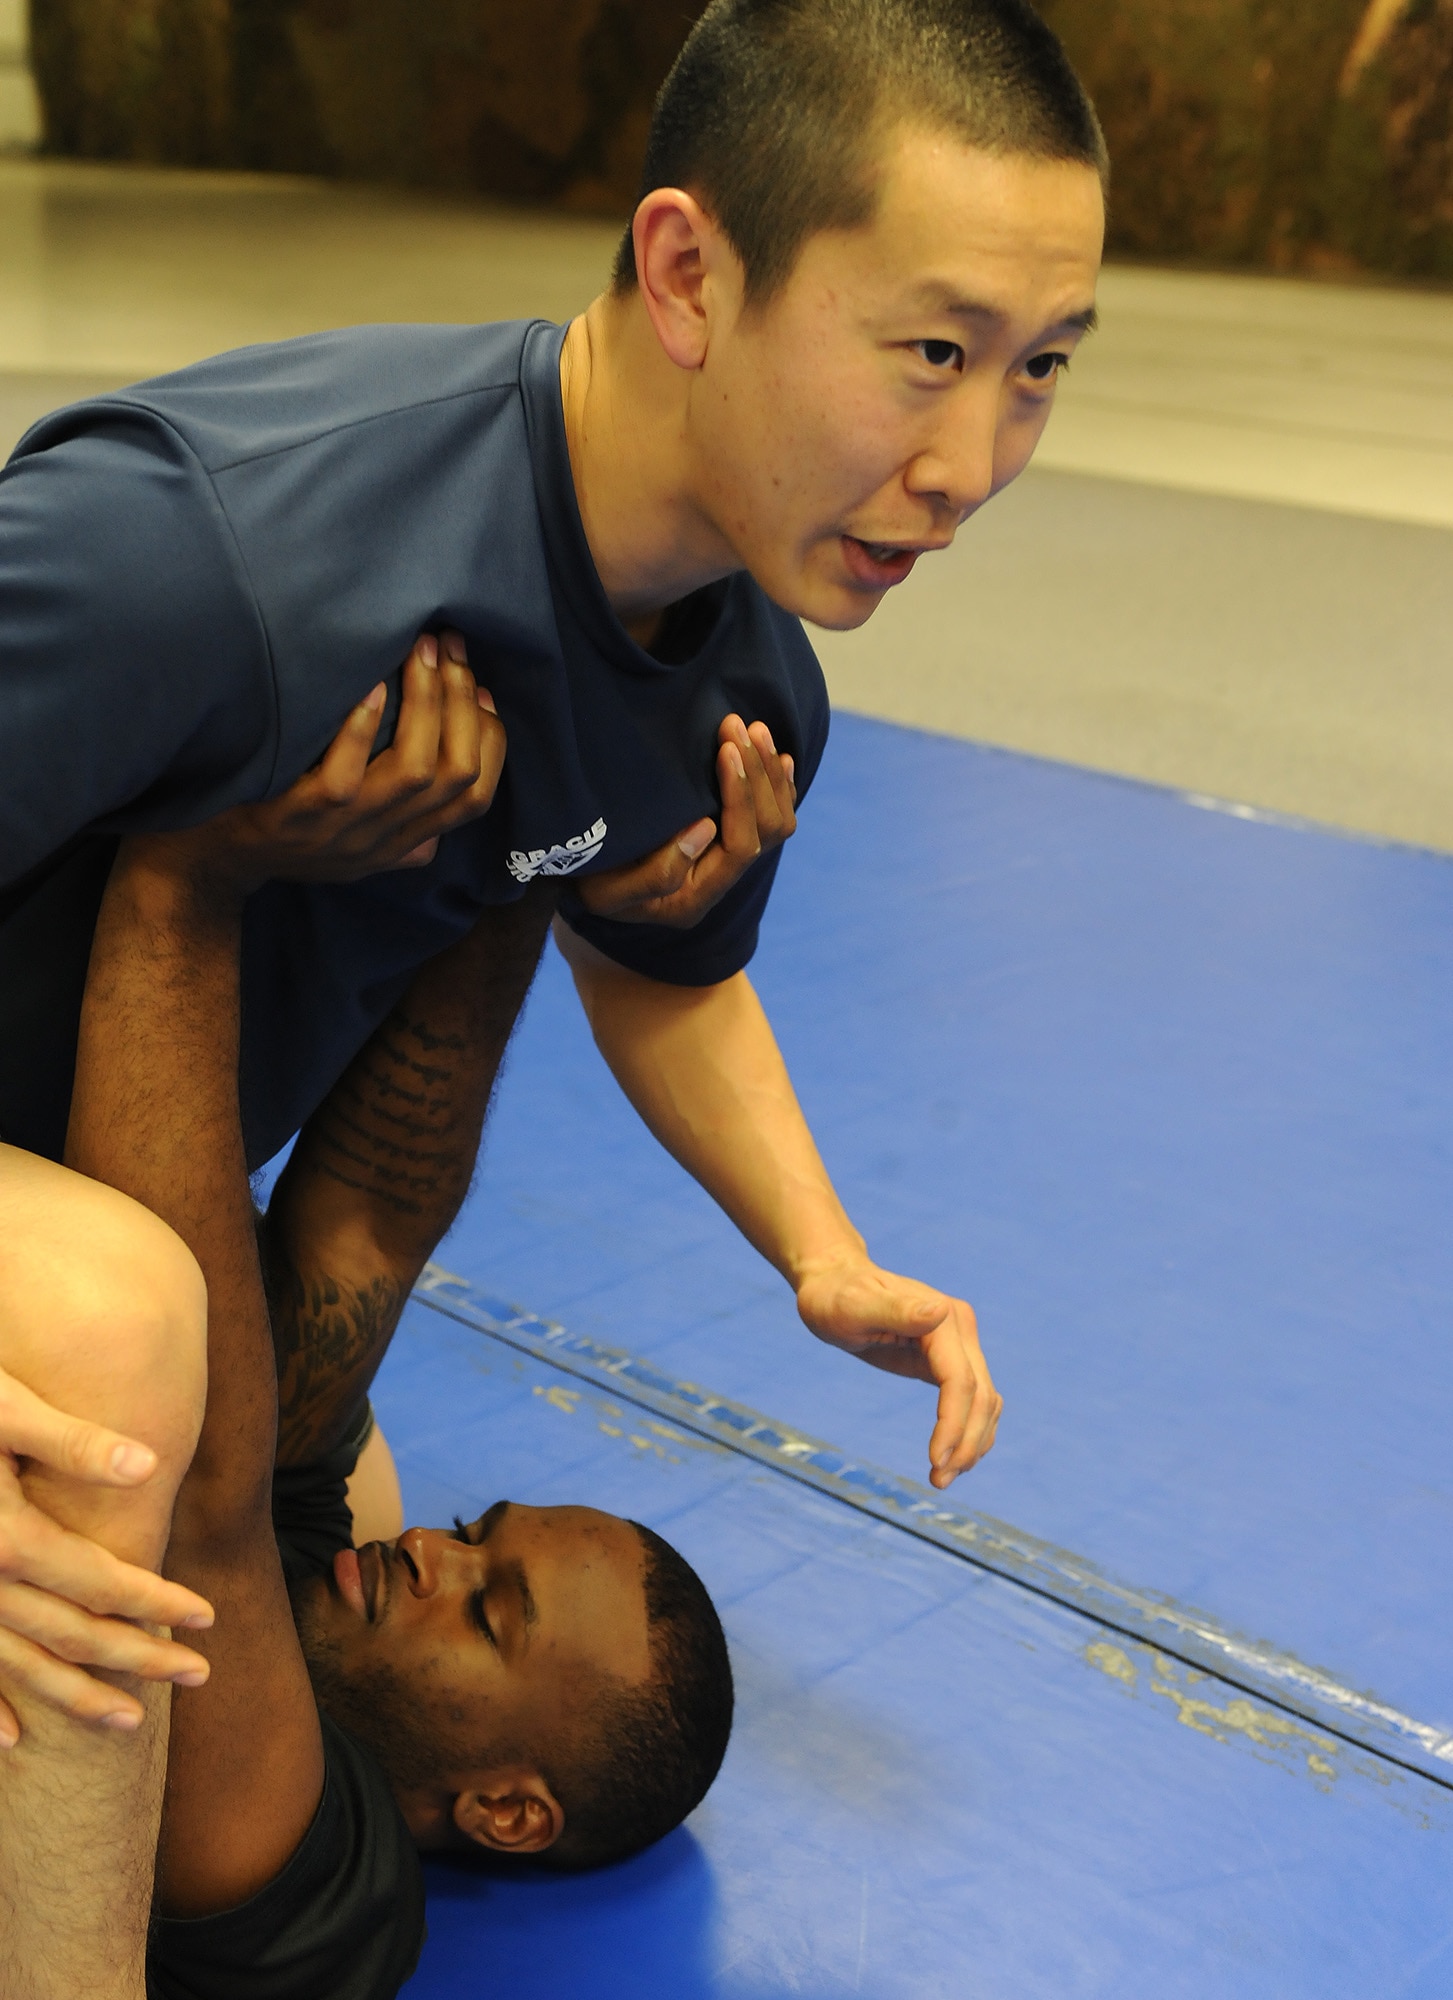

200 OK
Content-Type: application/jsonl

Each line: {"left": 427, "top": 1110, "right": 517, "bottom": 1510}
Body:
{"left": 557, "top": 918, "right": 1004, "bottom": 1487}
{"left": 267, "top": 883, "right": 557, "bottom": 1465}
{"left": 65, "top": 847, "right": 276, "bottom": 1530}
{"left": 555, "top": 920, "right": 865, "bottom": 1287}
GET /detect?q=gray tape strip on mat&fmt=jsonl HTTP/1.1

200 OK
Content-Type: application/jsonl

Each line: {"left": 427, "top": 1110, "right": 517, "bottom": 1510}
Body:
{"left": 413, "top": 1263, "right": 1453, "bottom": 1790}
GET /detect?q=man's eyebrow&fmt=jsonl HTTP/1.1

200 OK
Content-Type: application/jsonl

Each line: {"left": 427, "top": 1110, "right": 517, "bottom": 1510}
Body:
{"left": 500, "top": 1557, "right": 538, "bottom": 1633}
{"left": 909, "top": 285, "right": 1099, "bottom": 337}
{"left": 911, "top": 283, "right": 1004, "bottom": 320}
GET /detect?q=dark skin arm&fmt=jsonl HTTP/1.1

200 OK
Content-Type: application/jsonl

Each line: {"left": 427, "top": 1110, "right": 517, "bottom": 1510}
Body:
{"left": 61, "top": 646, "right": 509, "bottom": 1916}
{"left": 265, "top": 883, "right": 559, "bottom": 1468}
{"left": 66, "top": 840, "right": 326, "bottom": 1917}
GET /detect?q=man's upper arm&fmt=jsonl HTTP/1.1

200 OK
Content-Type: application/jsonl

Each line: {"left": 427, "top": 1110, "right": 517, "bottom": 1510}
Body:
{"left": 158, "top": 1517, "right": 327, "bottom": 1918}
{"left": 0, "top": 409, "right": 275, "bottom": 884}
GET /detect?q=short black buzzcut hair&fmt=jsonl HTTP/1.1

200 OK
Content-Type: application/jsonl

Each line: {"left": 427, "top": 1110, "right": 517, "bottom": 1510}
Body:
{"left": 613, "top": 0, "right": 1106, "bottom": 304}
{"left": 549, "top": 1521, "right": 734, "bottom": 1870}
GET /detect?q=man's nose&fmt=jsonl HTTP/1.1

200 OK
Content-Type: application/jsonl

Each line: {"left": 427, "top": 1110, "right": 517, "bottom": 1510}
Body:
{"left": 397, "top": 1525, "right": 450, "bottom": 1598}
{"left": 903, "top": 386, "right": 999, "bottom": 522}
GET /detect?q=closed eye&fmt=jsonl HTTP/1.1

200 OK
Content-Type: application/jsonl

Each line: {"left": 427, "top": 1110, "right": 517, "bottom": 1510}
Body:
{"left": 452, "top": 1521, "right": 498, "bottom": 1642}
{"left": 468, "top": 1588, "right": 496, "bottom": 1645}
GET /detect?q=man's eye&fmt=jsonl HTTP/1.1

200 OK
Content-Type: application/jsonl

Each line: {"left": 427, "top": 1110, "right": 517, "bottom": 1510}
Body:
{"left": 1023, "top": 350, "right": 1069, "bottom": 382}
{"left": 469, "top": 1588, "right": 496, "bottom": 1644}
{"left": 914, "top": 339, "right": 963, "bottom": 371}
{"left": 451, "top": 1515, "right": 475, "bottom": 1544}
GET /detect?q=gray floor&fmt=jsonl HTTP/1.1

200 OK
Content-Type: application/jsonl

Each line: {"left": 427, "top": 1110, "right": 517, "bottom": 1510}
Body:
{"left": 814, "top": 468, "right": 1453, "bottom": 852}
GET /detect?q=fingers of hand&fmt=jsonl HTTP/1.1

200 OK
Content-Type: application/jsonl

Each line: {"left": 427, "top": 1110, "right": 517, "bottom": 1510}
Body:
{"left": 0, "top": 1622, "right": 147, "bottom": 1736}
{"left": 0, "top": 1579, "right": 209, "bottom": 1686}
{"left": 743, "top": 720, "right": 796, "bottom": 845}
{"left": 384, "top": 634, "right": 446, "bottom": 795}
{"left": 923, "top": 1314, "right": 1002, "bottom": 1487}
{"left": 435, "top": 638, "right": 487, "bottom": 793}
{"left": 455, "top": 697, "right": 506, "bottom": 816}
{"left": 313, "top": 684, "right": 386, "bottom": 805}
{"left": 379, "top": 708, "right": 505, "bottom": 869}
{"left": 0, "top": 1373, "right": 157, "bottom": 1487}
{"left": 796, "top": 1268, "right": 998, "bottom": 1483}
{"left": 576, "top": 835, "right": 698, "bottom": 919}
{"left": 715, "top": 726, "right": 763, "bottom": 863}
{"left": 574, "top": 708, "right": 796, "bottom": 929}
{"left": 363, "top": 634, "right": 504, "bottom": 856}
{"left": 0, "top": 1504, "right": 214, "bottom": 1631}
{"left": 716, "top": 715, "right": 796, "bottom": 862}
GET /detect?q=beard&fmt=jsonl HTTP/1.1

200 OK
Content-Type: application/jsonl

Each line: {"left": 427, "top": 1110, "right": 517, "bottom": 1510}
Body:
{"left": 292, "top": 1583, "right": 452, "bottom": 1797}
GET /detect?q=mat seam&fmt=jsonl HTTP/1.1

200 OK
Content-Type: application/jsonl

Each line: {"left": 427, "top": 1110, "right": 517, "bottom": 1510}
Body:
{"left": 410, "top": 1268, "right": 1453, "bottom": 1796}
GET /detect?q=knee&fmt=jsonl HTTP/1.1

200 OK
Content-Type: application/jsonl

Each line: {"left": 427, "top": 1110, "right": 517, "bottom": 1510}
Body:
{"left": 1, "top": 1157, "right": 207, "bottom": 1567}
{"left": 74, "top": 1205, "right": 208, "bottom": 1559}
{"left": 102, "top": 1209, "right": 208, "bottom": 1492}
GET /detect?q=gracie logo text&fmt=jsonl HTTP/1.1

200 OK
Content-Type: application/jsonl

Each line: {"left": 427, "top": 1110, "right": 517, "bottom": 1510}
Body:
{"left": 506, "top": 817, "right": 608, "bottom": 884}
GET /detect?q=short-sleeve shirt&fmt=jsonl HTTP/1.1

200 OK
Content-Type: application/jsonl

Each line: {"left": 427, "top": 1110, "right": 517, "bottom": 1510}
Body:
{"left": 148, "top": 1409, "right": 426, "bottom": 2000}
{"left": 0, "top": 320, "right": 830, "bottom": 1165}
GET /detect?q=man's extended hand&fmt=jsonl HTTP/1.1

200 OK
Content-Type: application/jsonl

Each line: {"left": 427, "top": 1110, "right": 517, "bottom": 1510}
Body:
{"left": 576, "top": 713, "right": 796, "bottom": 929}
{"left": 166, "top": 631, "right": 506, "bottom": 895}
{"left": 795, "top": 1256, "right": 1002, "bottom": 1489}
{"left": 0, "top": 1365, "right": 213, "bottom": 1744}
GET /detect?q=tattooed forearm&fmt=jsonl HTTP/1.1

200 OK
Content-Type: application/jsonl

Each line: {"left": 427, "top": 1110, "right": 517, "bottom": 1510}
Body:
{"left": 290, "top": 883, "right": 558, "bottom": 1249}
{"left": 305, "top": 1013, "right": 473, "bottom": 1218}
{"left": 261, "top": 883, "right": 559, "bottom": 1464}
{"left": 268, "top": 1255, "right": 405, "bottom": 1465}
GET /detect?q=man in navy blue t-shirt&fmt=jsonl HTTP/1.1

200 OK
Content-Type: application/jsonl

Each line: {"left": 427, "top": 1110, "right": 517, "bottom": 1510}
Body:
{"left": 0, "top": 0, "right": 1107, "bottom": 1984}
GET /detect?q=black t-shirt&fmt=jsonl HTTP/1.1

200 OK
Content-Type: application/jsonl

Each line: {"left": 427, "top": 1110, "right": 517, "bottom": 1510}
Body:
{"left": 0, "top": 319, "right": 831, "bottom": 1165}
{"left": 148, "top": 1410, "right": 426, "bottom": 2000}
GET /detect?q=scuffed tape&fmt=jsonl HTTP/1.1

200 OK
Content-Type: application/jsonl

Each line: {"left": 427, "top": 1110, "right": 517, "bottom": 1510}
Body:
{"left": 414, "top": 1262, "right": 1453, "bottom": 1789}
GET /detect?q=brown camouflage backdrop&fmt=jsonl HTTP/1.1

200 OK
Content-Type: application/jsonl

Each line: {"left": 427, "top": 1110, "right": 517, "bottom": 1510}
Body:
{"left": 28, "top": 0, "right": 1453, "bottom": 277}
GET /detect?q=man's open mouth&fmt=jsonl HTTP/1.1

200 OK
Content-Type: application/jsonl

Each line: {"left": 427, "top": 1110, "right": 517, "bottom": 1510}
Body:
{"left": 841, "top": 536, "right": 922, "bottom": 588}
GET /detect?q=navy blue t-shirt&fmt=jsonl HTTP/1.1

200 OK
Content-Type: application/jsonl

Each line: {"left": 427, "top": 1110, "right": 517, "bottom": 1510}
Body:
{"left": 0, "top": 320, "right": 829, "bottom": 1165}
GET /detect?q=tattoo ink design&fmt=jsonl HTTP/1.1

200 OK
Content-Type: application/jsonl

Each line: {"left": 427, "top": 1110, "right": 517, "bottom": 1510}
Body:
{"left": 270, "top": 1262, "right": 404, "bottom": 1463}
{"left": 265, "top": 885, "right": 559, "bottom": 1464}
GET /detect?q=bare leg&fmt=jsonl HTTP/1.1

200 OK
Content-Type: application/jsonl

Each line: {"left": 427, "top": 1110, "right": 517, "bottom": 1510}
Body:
{"left": 0, "top": 1148, "right": 206, "bottom": 2000}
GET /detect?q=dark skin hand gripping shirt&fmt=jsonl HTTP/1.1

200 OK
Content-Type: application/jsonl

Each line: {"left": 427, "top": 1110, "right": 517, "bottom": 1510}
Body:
{"left": 0, "top": 319, "right": 830, "bottom": 1165}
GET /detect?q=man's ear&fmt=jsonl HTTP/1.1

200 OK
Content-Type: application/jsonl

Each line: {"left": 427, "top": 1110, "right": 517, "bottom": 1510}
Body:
{"left": 631, "top": 187, "right": 743, "bottom": 372}
{"left": 452, "top": 1767, "right": 565, "bottom": 1856}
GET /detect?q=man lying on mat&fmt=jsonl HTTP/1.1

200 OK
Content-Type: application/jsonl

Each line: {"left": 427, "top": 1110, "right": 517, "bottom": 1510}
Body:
{"left": 49, "top": 768, "right": 732, "bottom": 1995}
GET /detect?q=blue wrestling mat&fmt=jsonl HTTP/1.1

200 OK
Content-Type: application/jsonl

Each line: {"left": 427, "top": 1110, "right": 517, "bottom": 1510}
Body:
{"left": 373, "top": 713, "right": 1453, "bottom": 1997}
